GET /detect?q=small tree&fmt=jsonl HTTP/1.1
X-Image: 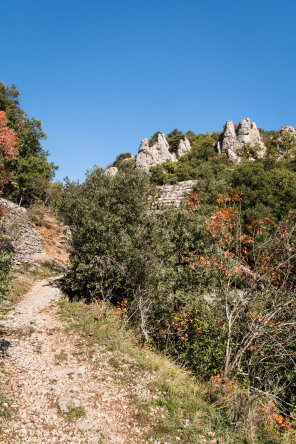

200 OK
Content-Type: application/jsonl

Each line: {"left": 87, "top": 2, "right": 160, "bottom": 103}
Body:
{"left": 167, "top": 129, "right": 184, "bottom": 153}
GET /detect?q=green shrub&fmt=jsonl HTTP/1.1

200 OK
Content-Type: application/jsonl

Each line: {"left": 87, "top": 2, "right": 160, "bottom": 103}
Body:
{"left": 0, "top": 251, "right": 12, "bottom": 300}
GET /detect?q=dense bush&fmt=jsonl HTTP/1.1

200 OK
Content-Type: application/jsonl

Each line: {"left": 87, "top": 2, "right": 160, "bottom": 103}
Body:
{"left": 0, "top": 251, "right": 12, "bottom": 301}
{"left": 230, "top": 158, "right": 296, "bottom": 223}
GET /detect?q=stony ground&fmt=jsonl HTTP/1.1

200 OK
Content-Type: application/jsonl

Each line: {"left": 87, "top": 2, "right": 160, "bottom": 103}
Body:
{"left": 0, "top": 278, "right": 162, "bottom": 443}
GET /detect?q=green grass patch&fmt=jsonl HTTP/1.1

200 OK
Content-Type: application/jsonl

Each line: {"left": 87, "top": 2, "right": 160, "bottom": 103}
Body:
{"left": 0, "top": 390, "right": 10, "bottom": 419}
{"left": 65, "top": 406, "right": 85, "bottom": 421}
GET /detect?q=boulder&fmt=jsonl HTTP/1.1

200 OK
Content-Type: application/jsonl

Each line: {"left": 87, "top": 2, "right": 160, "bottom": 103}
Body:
{"left": 104, "top": 166, "right": 118, "bottom": 176}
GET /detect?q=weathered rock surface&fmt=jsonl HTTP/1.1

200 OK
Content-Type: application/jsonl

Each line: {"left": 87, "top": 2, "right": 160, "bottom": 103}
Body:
{"left": 269, "top": 125, "right": 296, "bottom": 158}
{"left": 0, "top": 198, "right": 43, "bottom": 262}
{"left": 136, "top": 133, "right": 191, "bottom": 170}
{"left": 280, "top": 125, "right": 296, "bottom": 137}
{"left": 151, "top": 180, "right": 197, "bottom": 208}
{"left": 104, "top": 166, "right": 118, "bottom": 176}
{"left": 216, "top": 118, "right": 266, "bottom": 161}
{"left": 0, "top": 198, "right": 69, "bottom": 271}
{"left": 177, "top": 137, "right": 191, "bottom": 157}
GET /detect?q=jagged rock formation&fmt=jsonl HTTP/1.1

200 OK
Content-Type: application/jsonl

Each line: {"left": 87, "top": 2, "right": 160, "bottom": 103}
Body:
{"left": 0, "top": 198, "right": 43, "bottom": 263}
{"left": 280, "top": 125, "right": 296, "bottom": 137}
{"left": 136, "top": 133, "right": 191, "bottom": 170}
{"left": 216, "top": 118, "right": 266, "bottom": 162}
{"left": 151, "top": 180, "right": 197, "bottom": 208}
{"left": 275, "top": 125, "right": 296, "bottom": 158}
{"left": 105, "top": 166, "right": 118, "bottom": 176}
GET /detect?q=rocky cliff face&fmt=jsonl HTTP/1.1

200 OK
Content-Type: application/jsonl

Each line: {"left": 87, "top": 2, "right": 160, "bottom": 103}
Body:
{"left": 0, "top": 198, "right": 43, "bottom": 263}
{"left": 136, "top": 133, "right": 191, "bottom": 170}
{"left": 0, "top": 198, "right": 69, "bottom": 270}
{"left": 151, "top": 180, "right": 197, "bottom": 208}
{"left": 216, "top": 118, "right": 266, "bottom": 162}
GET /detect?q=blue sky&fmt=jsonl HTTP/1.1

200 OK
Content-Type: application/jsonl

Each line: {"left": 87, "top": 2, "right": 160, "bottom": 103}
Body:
{"left": 1, "top": 0, "right": 295, "bottom": 182}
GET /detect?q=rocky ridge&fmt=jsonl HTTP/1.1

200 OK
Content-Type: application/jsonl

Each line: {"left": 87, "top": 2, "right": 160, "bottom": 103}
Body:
{"left": 106, "top": 119, "right": 296, "bottom": 176}
{"left": 0, "top": 198, "right": 43, "bottom": 263}
{"left": 136, "top": 133, "right": 191, "bottom": 170}
{"left": 216, "top": 118, "right": 266, "bottom": 162}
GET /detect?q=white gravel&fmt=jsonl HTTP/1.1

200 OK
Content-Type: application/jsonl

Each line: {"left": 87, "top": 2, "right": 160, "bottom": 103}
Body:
{"left": 0, "top": 277, "right": 156, "bottom": 443}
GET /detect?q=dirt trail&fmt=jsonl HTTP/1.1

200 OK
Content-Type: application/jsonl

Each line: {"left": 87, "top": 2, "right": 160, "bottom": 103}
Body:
{"left": 0, "top": 278, "right": 154, "bottom": 443}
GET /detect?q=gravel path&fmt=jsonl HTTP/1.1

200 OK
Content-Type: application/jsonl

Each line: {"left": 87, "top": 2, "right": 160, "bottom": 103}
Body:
{"left": 0, "top": 278, "right": 155, "bottom": 443}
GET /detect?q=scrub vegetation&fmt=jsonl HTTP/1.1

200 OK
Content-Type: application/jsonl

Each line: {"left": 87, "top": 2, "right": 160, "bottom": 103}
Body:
{"left": 1, "top": 81, "right": 296, "bottom": 441}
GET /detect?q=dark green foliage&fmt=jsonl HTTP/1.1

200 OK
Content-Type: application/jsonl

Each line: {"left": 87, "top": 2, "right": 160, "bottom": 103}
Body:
{"left": 230, "top": 159, "right": 296, "bottom": 223}
{"left": 148, "top": 131, "right": 161, "bottom": 147}
{"left": 166, "top": 128, "right": 184, "bottom": 153}
{"left": 0, "top": 82, "right": 57, "bottom": 205}
{"left": 258, "top": 128, "right": 279, "bottom": 145}
{"left": 59, "top": 164, "right": 158, "bottom": 301}
{"left": 184, "top": 130, "right": 196, "bottom": 142}
{"left": 0, "top": 251, "right": 12, "bottom": 301}
{"left": 112, "top": 152, "right": 132, "bottom": 168}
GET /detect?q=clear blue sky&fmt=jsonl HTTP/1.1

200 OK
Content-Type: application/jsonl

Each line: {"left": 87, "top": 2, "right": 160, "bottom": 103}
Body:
{"left": 1, "top": 0, "right": 295, "bottom": 182}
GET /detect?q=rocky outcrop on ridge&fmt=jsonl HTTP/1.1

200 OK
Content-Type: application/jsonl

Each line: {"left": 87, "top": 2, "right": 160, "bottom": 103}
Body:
{"left": 151, "top": 180, "right": 197, "bottom": 208}
{"left": 216, "top": 118, "right": 266, "bottom": 162}
{"left": 280, "top": 125, "right": 296, "bottom": 137}
{"left": 136, "top": 133, "right": 191, "bottom": 170}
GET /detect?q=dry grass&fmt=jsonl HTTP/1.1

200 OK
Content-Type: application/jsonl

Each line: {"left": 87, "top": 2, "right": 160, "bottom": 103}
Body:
{"left": 58, "top": 299, "right": 296, "bottom": 443}
{"left": 28, "top": 205, "right": 69, "bottom": 266}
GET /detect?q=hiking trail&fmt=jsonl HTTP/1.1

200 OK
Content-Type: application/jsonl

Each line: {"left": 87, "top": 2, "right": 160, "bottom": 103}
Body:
{"left": 0, "top": 277, "right": 159, "bottom": 443}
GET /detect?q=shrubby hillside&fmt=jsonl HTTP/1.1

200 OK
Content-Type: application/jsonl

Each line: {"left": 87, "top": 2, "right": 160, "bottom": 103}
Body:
{"left": 1, "top": 88, "right": 296, "bottom": 440}
{"left": 54, "top": 122, "right": 296, "bottom": 440}
{"left": 0, "top": 82, "right": 58, "bottom": 299}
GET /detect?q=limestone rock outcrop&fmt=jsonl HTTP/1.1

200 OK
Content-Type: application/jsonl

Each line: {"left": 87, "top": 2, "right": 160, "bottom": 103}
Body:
{"left": 105, "top": 166, "right": 118, "bottom": 176}
{"left": 216, "top": 118, "right": 266, "bottom": 162}
{"left": 275, "top": 125, "right": 296, "bottom": 157}
{"left": 151, "top": 180, "right": 197, "bottom": 208}
{"left": 0, "top": 198, "right": 43, "bottom": 263}
{"left": 278, "top": 125, "right": 296, "bottom": 144}
{"left": 136, "top": 133, "right": 191, "bottom": 170}
{"left": 0, "top": 198, "right": 69, "bottom": 271}
{"left": 280, "top": 125, "right": 296, "bottom": 137}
